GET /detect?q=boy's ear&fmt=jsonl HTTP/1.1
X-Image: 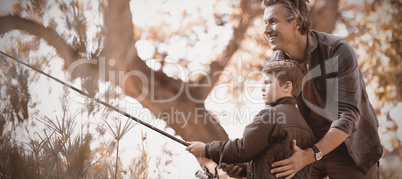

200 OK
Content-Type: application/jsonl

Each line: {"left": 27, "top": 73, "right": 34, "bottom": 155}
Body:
{"left": 283, "top": 81, "right": 292, "bottom": 92}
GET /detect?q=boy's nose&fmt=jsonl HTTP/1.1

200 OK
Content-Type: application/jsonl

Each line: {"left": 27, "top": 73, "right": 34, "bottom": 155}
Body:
{"left": 261, "top": 87, "right": 266, "bottom": 92}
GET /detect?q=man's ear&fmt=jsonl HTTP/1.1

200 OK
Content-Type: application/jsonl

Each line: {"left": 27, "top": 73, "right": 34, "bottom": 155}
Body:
{"left": 292, "top": 19, "right": 301, "bottom": 32}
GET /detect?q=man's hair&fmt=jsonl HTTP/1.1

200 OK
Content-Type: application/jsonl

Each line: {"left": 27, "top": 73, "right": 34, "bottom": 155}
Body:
{"left": 262, "top": 60, "right": 304, "bottom": 97}
{"left": 262, "top": 0, "right": 310, "bottom": 35}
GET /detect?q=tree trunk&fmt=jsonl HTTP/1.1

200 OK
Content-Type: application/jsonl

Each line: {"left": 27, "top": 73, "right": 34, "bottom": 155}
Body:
{"left": 0, "top": 0, "right": 340, "bottom": 143}
{"left": 309, "top": 0, "right": 339, "bottom": 34}
{"left": 102, "top": 0, "right": 262, "bottom": 142}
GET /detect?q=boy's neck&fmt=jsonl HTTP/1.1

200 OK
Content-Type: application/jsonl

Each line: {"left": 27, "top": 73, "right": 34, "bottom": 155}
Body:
{"left": 267, "top": 96, "right": 295, "bottom": 107}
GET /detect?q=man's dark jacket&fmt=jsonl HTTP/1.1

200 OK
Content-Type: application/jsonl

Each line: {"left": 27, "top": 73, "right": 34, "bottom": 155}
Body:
{"left": 205, "top": 97, "right": 316, "bottom": 178}
{"left": 270, "top": 30, "right": 383, "bottom": 174}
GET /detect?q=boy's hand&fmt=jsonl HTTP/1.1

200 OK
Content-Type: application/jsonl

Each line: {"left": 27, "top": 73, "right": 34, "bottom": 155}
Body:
{"left": 186, "top": 141, "right": 206, "bottom": 158}
{"left": 219, "top": 163, "right": 247, "bottom": 178}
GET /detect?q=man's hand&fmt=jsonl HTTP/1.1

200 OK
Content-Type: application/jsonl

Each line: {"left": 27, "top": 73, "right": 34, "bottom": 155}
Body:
{"left": 219, "top": 163, "right": 247, "bottom": 178}
{"left": 186, "top": 141, "right": 206, "bottom": 158}
{"left": 270, "top": 140, "right": 314, "bottom": 179}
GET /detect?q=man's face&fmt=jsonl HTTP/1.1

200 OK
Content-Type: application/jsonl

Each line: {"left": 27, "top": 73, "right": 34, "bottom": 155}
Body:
{"left": 262, "top": 74, "right": 286, "bottom": 105}
{"left": 263, "top": 3, "right": 299, "bottom": 51}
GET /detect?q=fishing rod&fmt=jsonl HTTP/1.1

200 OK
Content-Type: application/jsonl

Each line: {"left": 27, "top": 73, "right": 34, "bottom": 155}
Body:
{"left": 0, "top": 51, "right": 190, "bottom": 147}
{"left": 1, "top": 51, "right": 220, "bottom": 179}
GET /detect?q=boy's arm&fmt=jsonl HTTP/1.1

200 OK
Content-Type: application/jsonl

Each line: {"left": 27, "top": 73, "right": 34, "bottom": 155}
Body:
{"left": 206, "top": 109, "right": 280, "bottom": 164}
{"left": 186, "top": 142, "right": 207, "bottom": 158}
{"left": 186, "top": 109, "right": 279, "bottom": 164}
{"left": 187, "top": 142, "right": 249, "bottom": 177}
{"left": 220, "top": 163, "right": 248, "bottom": 178}
{"left": 185, "top": 141, "right": 250, "bottom": 178}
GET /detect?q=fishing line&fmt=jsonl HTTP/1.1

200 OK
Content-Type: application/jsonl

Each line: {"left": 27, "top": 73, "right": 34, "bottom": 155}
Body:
{"left": 0, "top": 51, "right": 190, "bottom": 147}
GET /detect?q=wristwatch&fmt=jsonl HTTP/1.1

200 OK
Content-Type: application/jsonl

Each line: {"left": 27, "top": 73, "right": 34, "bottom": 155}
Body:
{"left": 311, "top": 145, "right": 322, "bottom": 161}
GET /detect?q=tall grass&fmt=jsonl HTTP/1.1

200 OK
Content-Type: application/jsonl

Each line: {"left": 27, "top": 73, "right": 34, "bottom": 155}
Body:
{"left": 0, "top": 92, "right": 152, "bottom": 179}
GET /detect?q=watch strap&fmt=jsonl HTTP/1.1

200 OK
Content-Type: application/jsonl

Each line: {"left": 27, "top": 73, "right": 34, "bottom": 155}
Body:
{"left": 311, "top": 145, "right": 320, "bottom": 153}
{"left": 311, "top": 145, "right": 322, "bottom": 161}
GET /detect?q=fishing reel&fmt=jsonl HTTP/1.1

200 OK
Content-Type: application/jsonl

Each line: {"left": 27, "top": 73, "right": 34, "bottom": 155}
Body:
{"left": 195, "top": 141, "right": 226, "bottom": 179}
{"left": 195, "top": 166, "right": 218, "bottom": 179}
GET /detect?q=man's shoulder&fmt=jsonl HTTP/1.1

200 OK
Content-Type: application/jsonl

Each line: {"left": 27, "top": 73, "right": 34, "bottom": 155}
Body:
{"left": 311, "top": 30, "right": 343, "bottom": 45}
{"left": 310, "top": 30, "right": 356, "bottom": 62}
{"left": 311, "top": 30, "right": 351, "bottom": 49}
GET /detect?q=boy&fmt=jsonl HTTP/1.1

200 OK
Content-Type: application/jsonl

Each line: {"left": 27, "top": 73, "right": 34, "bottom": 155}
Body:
{"left": 186, "top": 60, "right": 315, "bottom": 178}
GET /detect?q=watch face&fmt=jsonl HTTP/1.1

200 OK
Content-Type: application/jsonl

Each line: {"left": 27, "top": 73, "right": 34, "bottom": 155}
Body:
{"left": 316, "top": 152, "right": 323, "bottom": 160}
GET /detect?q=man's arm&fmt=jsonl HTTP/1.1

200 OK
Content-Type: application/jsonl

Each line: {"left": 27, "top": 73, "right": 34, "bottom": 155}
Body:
{"left": 314, "top": 128, "right": 350, "bottom": 156}
{"left": 270, "top": 128, "right": 349, "bottom": 179}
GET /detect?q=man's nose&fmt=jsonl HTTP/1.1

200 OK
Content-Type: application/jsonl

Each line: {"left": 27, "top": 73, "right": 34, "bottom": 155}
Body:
{"left": 261, "top": 87, "right": 266, "bottom": 92}
{"left": 264, "top": 24, "right": 272, "bottom": 36}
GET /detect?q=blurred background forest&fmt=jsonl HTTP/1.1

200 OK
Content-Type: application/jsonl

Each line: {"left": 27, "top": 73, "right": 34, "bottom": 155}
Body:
{"left": 0, "top": 0, "right": 401, "bottom": 178}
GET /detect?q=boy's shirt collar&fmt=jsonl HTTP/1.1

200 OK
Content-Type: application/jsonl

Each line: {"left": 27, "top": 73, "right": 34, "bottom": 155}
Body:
{"left": 266, "top": 96, "right": 296, "bottom": 107}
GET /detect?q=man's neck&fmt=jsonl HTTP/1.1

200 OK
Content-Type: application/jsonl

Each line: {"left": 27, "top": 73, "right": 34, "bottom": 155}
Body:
{"left": 284, "top": 34, "right": 308, "bottom": 62}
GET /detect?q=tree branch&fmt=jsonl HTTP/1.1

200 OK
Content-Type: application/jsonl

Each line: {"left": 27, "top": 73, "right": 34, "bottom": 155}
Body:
{"left": 103, "top": 0, "right": 183, "bottom": 103}
{"left": 195, "top": 0, "right": 263, "bottom": 100}
{"left": 0, "top": 15, "right": 77, "bottom": 66}
{"left": 104, "top": 0, "right": 228, "bottom": 142}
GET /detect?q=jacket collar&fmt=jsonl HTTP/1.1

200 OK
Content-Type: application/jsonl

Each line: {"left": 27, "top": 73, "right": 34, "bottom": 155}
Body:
{"left": 267, "top": 96, "right": 296, "bottom": 107}
{"left": 273, "top": 30, "right": 317, "bottom": 64}
{"left": 306, "top": 30, "right": 318, "bottom": 61}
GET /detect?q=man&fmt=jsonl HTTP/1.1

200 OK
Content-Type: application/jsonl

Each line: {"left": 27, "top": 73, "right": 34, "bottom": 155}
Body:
{"left": 187, "top": 60, "right": 316, "bottom": 178}
{"left": 222, "top": 0, "right": 382, "bottom": 178}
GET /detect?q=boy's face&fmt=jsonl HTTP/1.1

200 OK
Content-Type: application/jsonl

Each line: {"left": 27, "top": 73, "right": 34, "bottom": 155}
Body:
{"left": 263, "top": 3, "right": 299, "bottom": 51}
{"left": 262, "top": 74, "right": 288, "bottom": 105}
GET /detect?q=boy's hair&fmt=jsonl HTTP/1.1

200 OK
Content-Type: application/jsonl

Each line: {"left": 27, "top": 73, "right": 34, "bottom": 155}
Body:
{"left": 262, "top": 60, "right": 304, "bottom": 97}
{"left": 262, "top": 0, "right": 310, "bottom": 35}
